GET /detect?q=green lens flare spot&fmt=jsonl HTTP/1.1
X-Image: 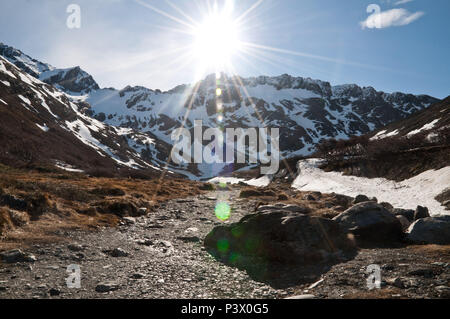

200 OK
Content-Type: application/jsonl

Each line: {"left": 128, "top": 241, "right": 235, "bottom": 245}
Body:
{"left": 215, "top": 202, "right": 231, "bottom": 221}
{"left": 217, "top": 239, "right": 229, "bottom": 253}
{"left": 218, "top": 182, "right": 227, "bottom": 189}
{"left": 231, "top": 225, "right": 244, "bottom": 238}
{"left": 229, "top": 252, "right": 240, "bottom": 263}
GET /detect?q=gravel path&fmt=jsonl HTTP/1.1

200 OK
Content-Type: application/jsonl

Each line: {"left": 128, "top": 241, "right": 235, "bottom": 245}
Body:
{"left": 0, "top": 189, "right": 449, "bottom": 299}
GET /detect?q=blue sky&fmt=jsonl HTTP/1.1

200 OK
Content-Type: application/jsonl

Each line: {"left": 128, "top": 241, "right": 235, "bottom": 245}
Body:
{"left": 0, "top": 0, "right": 448, "bottom": 98}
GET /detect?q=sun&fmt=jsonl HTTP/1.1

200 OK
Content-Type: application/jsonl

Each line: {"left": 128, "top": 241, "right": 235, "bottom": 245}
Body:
{"left": 192, "top": 9, "right": 242, "bottom": 71}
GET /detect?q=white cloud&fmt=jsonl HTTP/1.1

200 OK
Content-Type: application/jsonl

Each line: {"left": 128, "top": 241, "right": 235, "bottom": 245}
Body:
{"left": 394, "top": 0, "right": 414, "bottom": 5}
{"left": 360, "top": 8, "right": 424, "bottom": 29}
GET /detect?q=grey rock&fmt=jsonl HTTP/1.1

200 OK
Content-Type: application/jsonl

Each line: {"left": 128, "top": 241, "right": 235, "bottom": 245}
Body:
{"left": 393, "top": 208, "right": 415, "bottom": 222}
{"left": 304, "top": 194, "right": 316, "bottom": 201}
{"left": 407, "top": 215, "right": 450, "bottom": 245}
{"left": 396, "top": 215, "right": 411, "bottom": 232}
{"left": 0, "top": 249, "right": 36, "bottom": 263}
{"left": 123, "top": 217, "right": 136, "bottom": 225}
{"left": 131, "top": 273, "right": 145, "bottom": 279}
{"left": 205, "top": 210, "right": 356, "bottom": 265}
{"left": 414, "top": 206, "right": 430, "bottom": 220}
{"left": 137, "top": 208, "right": 148, "bottom": 215}
{"left": 49, "top": 288, "right": 61, "bottom": 296}
{"left": 95, "top": 281, "right": 120, "bottom": 293}
{"left": 333, "top": 202, "right": 403, "bottom": 245}
{"left": 379, "top": 202, "right": 394, "bottom": 212}
{"left": 352, "top": 195, "right": 370, "bottom": 205}
{"left": 109, "top": 248, "right": 129, "bottom": 257}
{"left": 67, "top": 244, "right": 84, "bottom": 252}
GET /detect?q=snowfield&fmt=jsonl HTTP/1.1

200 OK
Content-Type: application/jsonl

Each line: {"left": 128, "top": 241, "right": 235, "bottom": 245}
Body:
{"left": 293, "top": 159, "right": 450, "bottom": 216}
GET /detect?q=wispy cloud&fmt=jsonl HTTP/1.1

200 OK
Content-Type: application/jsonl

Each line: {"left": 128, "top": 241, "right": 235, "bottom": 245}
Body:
{"left": 381, "top": 0, "right": 414, "bottom": 5}
{"left": 394, "top": 0, "right": 414, "bottom": 5}
{"left": 361, "top": 8, "right": 424, "bottom": 29}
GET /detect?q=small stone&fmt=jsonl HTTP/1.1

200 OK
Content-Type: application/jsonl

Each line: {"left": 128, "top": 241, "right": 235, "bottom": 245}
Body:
{"left": 95, "top": 282, "right": 120, "bottom": 293}
{"left": 131, "top": 273, "right": 145, "bottom": 279}
{"left": 49, "top": 288, "right": 61, "bottom": 296}
{"left": 138, "top": 208, "right": 148, "bottom": 215}
{"left": 392, "top": 278, "right": 406, "bottom": 289}
{"left": 0, "top": 249, "right": 36, "bottom": 263}
{"left": 68, "top": 244, "right": 84, "bottom": 252}
{"left": 136, "top": 239, "right": 153, "bottom": 246}
{"left": 177, "top": 236, "right": 200, "bottom": 243}
{"left": 123, "top": 217, "right": 136, "bottom": 225}
{"left": 109, "top": 248, "right": 129, "bottom": 258}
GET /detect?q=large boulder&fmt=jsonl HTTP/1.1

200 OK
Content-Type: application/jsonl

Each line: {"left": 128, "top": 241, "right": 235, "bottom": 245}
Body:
{"left": 333, "top": 202, "right": 403, "bottom": 245}
{"left": 204, "top": 210, "right": 356, "bottom": 266}
{"left": 406, "top": 216, "right": 450, "bottom": 245}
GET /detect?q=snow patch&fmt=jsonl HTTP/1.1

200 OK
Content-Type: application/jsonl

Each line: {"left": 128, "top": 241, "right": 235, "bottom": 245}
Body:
{"left": 36, "top": 123, "right": 49, "bottom": 132}
{"left": 55, "top": 161, "right": 84, "bottom": 173}
{"left": 293, "top": 159, "right": 450, "bottom": 216}
{"left": 18, "top": 95, "right": 31, "bottom": 105}
{"left": 407, "top": 119, "right": 441, "bottom": 137}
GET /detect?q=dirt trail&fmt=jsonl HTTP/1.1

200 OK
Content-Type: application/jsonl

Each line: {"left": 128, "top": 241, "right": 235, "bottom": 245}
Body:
{"left": 0, "top": 189, "right": 449, "bottom": 299}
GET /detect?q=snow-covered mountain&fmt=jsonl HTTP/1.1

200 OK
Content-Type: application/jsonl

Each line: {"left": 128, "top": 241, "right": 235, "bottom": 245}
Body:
{"left": 0, "top": 43, "right": 99, "bottom": 95}
{"left": 0, "top": 55, "right": 176, "bottom": 176}
{"left": 0, "top": 43, "right": 440, "bottom": 178}
{"left": 84, "top": 73, "right": 437, "bottom": 159}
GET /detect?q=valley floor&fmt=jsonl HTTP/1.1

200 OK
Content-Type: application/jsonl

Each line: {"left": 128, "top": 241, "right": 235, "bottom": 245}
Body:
{"left": 0, "top": 188, "right": 449, "bottom": 299}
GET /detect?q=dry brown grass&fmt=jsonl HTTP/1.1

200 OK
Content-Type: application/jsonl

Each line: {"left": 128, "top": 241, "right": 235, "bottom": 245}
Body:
{"left": 408, "top": 245, "right": 450, "bottom": 261}
{"left": 0, "top": 166, "right": 205, "bottom": 250}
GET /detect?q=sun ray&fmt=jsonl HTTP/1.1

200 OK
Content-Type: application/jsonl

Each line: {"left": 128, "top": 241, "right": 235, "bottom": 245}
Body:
{"left": 241, "top": 41, "right": 392, "bottom": 72}
{"left": 134, "top": 0, "right": 196, "bottom": 31}
{"left": 152, "top": 80, "right": 203, "bottom": 202}
{"left": 103, "top": 45, "right": 191, "bottom": 73}
{"left": 235, "top": 0, "right": 265, "bottom": 24}
{"left": 164, "top": 0, "right": 200, "bottom": 28}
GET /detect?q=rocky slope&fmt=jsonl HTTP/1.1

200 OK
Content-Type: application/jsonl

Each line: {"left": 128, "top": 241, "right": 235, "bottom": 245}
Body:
{"left": 0, "top": 55, "right": 174, "bottom": 176}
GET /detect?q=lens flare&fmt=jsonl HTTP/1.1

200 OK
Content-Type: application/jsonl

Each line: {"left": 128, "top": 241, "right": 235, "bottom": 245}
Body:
{"left": 215, "top": 202, "right": 231, "bottom": 221}
{"left": 217, "top": 239, "right": 230, "bottom": 253}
